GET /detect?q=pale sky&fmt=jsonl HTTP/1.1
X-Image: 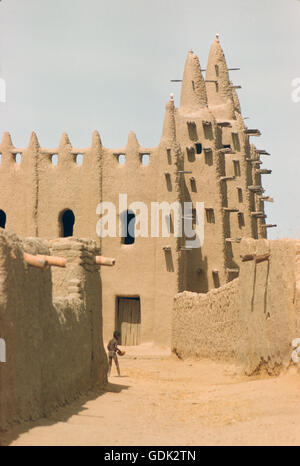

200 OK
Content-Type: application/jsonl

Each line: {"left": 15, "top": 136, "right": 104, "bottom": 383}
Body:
{"left": 0, "top": 0, "right": 299, "bottom": 238}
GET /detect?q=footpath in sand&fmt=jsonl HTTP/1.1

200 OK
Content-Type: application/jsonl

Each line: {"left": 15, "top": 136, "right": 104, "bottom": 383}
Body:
{"left": 3, "top": 343, "right": 300, "bottom": 446}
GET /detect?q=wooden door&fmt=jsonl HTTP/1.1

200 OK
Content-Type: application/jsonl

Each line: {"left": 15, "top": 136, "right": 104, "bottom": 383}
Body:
{"left": 117, "top": 297, "right": 141, "bottom": 346}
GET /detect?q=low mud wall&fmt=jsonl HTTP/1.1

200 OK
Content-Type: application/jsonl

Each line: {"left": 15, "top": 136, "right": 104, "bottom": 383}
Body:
{"left": 238, "top": 238, "right": 299, "bottom": 375}
{"left": 173, "top": 238, "right": 300, "bottom": 375}
{"left": 173, "top": 279, "right": 239, "bottom": 360}
{"left": 0, "top": 230, "right": 107, "bottom": 431}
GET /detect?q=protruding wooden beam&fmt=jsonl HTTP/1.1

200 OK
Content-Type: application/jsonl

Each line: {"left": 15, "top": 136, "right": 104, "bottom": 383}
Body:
{"left": 95, "top": 256, "right": 116, "bottom": 266}
{"left": 248, "top": 185, "right": 264, "bottom": 192}
{"left": 37, "top": 254, "right": 66, "bottom": 267}
{"left": 255, "top": 169, "right": 272, "bottom": 175}
{"left": 255, "top": 253, "right": 270, "bottom": 264}
{"left": 219, "top": 148, "right": 236, "bottom": 154}
{"left": 23, "top": 253, "right": 48, "bottom": 269}
{"left": 246, "top": 158, "right": 262, "bottom": 164}
{"left": 216, "top": 120, "right": 232, "bottom": 127}
{"left": 261, "top": 224, "right": 277, "bottom": 228}
{"left": 220, "top": 176, "right": 235, "bottom": 181}
{"left": 245, "top": 129, "right": 261, "bottom": 136}
{"left": 256, "top": 150, "right": 270, "bottom": 155}
{"left": 223, "top": 207, "right": 239, "bottom": 212}
{"left": 226, "top": 238, "right": 242, "bottom": 243}
{"left": 251, "top": 212, "right": 267, "bottom": 218}
{"left": 259, "top": 196, "right": 274, "bottom": 203}
{"left": 240, "top": 254, "right": 255, "bottom": 262}
{"left": 240, "top": 253, "right": 270, "bottom": 263}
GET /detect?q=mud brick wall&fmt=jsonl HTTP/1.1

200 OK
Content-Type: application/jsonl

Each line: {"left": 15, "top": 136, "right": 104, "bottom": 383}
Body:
{"left": 0, "top": 230, "right": 107, "bottom": 431}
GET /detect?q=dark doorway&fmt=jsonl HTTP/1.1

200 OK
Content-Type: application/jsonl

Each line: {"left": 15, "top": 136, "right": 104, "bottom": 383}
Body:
{"left": 116, "top": 297, "right": 141, "bottom": 346}
{"left": 0, "top": 210, "right": 6, "bottom": 229}
{"left": 60, "top": 209, "right": 75, "bottom": 237}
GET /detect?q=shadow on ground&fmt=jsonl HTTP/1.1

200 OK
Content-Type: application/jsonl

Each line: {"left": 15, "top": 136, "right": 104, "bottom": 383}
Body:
{"left": 0, "top": 381, "right": 130, "bottom": 446}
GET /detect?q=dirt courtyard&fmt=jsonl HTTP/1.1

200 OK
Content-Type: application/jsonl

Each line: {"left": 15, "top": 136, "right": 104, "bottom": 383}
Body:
{"left": 2, "top": 345, "right": 300, "bottom": 446}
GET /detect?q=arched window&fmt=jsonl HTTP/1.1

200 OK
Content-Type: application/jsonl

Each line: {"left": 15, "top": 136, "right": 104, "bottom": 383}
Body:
{"left": 0, "top": 210, "right": 6, "bottom": 229}
{"left": 121, "top": 210, "right": 135, "bottom": 245}
{"left": 60, "top": 209, "right": 75, "bottom": 237}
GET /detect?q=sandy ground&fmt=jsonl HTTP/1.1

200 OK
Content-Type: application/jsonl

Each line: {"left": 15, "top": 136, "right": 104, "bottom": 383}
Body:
{"left": 3, "top": 344, "right": 300, "bottom": 446}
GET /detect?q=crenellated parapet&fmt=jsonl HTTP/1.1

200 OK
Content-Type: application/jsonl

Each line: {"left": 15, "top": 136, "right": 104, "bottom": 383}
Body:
{"left": 0, "top": 35, "right": 275, "bottom": 314}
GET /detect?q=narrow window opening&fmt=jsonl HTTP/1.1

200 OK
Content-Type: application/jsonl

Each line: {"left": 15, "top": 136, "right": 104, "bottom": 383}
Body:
{"left": 215, "top": 65, "right": 219, "bottom": 77}
{"left": 223, "top": 144, "right": 231, "bottom": 150}
{"left": 192, "top": 208, "right": 197, "bottom": 228}
{"left": 195, "top": 143, "right": 202, "bottom": 154}
{"left": 51, "top": 154, "right": 58, "bottom": 166}
{"left": 121, "top": 210, "right": 135, "bottom": 245}
{"left": 232, "top": 133, "right": 240, "bottom": 151}
{"left": 237, "top": 188, "right": 243, "bottom": 203}
{"left": 205, "top": 208, "right": 215, "bottom": 224}
{"left": 233, "top": 160, "right": 241, "bottom": 177}
{"left": 118, "top": 154, "right": 126, "bottom": 165}
{"left": 76, "top": 154, "right": 83, "bottom": 165}
{"left": 190, "top": 177, "right": 197, "bottom": 193}
{"left": 60, "top": 209, "right": 75, "bottom": 237}
{"left": 15, "top": 153, "right": 22, "bottom": 164}
{"left": 141, "top": 153, "right": 150, "bottom": 166}
{"left": 167, "top": 148, "right": 172, "bottom": 165}
{"left": 238, "top": 212, "right": 245, "bottom": 228}
{"left": 0, "top": 210, "right": 6, "bottom": 228}
{"left": 187, "top": 122, "right": 198, "bottom": 141}
{"left": 212, "top": 270, "right": 220, "bottom": 288}
{"left": 204, "top": 150, "right": 213, "bottom": 165}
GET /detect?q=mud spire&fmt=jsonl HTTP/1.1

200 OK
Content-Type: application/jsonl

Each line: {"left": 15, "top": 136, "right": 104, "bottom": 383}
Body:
{"left": 91, "top": 130, "right": 102, "bottom": 150}
{"left": 180, "top": 50, "right": 207, "bottom": 112}
{"left": 161, "top": 95, "right": 176, "bottom": 144}
{"left": 59, "top": 132, "right": 71, "bottom": 150}
{"left": 205, "top": 35, "right": 233, "bottom": 107}
{"left": 0, "top": 131, "right": 13, "bottom": 150}
{"left": 28, "top": 131, "right": 40, "bottom": 150}
{"left": 126, "top": 131, "right": 139, "bottom": 151}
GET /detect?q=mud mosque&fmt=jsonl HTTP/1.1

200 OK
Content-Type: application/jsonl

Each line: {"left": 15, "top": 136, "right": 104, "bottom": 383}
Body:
{"left": 0, "top": 36, "right": 299, "bottom": 431}
{"left": 0, "top": 36, "right": 274, "bottom": 345}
